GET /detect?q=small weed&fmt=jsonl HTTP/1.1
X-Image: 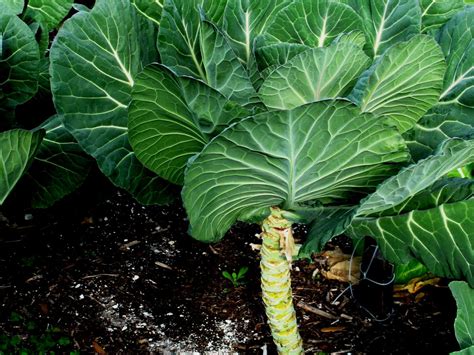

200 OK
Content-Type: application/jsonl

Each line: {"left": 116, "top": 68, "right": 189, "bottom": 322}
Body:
{"left": 1, "top": 312, "right": 74, "bottom": 353}
{"left": 222, "top": 266, "right": 249, "bottom": 288}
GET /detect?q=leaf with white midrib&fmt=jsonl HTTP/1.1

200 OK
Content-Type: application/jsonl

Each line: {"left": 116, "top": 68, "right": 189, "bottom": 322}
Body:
{"left": 183, "top": 100, "right": 409, "bottom": 243}
{"left": 420, "top": 0, "right": 464, "bottom": 33}
{"left": 0, "top": 129, "right": 44, "bottom": 205}
{"left": 50, "top": 0, "right": 176, "bottom": 204}
{"left": 262, "top": 0, "right": 363, "bottom": 48}
{"left": 350, "top": 34, "right": 446, "bottom": 133}
{"left": 259, "top": 41, "right": 371, "bottom": 110}
{"left": 437, "top": 7, "right": 474, "bottom": 110}
{"left": 348, "top": 0, "right": 421, "bottom": 58}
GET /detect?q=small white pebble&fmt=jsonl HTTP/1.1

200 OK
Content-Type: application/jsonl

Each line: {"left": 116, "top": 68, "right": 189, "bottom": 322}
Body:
{"left": 79, "top": 294, "right": 84, "bottom": 300}
{"left": 132, "top": 275, "right": 140, "bottom": 281}
{"left": 166, "top": 312, "right": 173, "bottom": 316}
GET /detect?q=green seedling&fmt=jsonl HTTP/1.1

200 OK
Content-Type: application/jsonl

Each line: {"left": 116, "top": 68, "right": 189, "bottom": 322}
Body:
{"left": 222, "top": 266, "right": 249, "bottom": 287}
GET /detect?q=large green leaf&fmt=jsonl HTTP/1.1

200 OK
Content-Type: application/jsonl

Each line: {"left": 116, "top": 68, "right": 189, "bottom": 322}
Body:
{"left": 0, "top": 129, "right": 44, "bottom": 205}
{"left": 350, "top": 198, "right": 474, "bottom": 285}
{"left": 157, "top": 0, "right": 220, "bottom": 79}
{"left": 403, "top": 8, "right": 474, "bottom": 159}
{"left": 25, "top": 116, "right": 92, "bottom": 208}
{"left": 128, "top": 64, "right": 251, "bottom": 185}
{"left": 199, "top": 17, "right": 258, "bottom": 105}
{"left": 50, "top": 0, "right": 176, "bottom": 204}
{"left": 357, "top": 139, "right": 474, "bottom": 216}
{"left": 347, "top": 140, "right": 474, "bottom": 285}
{"left": 420, "top": 0, "right": 465, "bottom": 33}
{"left": 25, "top": 0, "right": 73, "bottom": 30}
{"left": 404, "top": 106, "right": 474, "bottom": 161}
{"left": 0, "top": 0, "right": 24, "bottom": 15}
{"left": 259, "top": 41, "right": 371, "bottom": 110}
{"left": 350, "top": 35, "right": 446, "bottom": 133}
{"left": 254, "top": 40, "right": 309, "bottom": 80}
{"left": 0, "top": 13, "right": 39, "bottom": 110}
{"left": 158, "top": 0, "right": 256, "bottom": 105}
{"left": 437, "top": 7, "right": 474, "bottom": 111}
{"left": 347, "top": 0, "right": 421, "bottom": 58}
{"left": 262, "top": 0, "right": 363, "bottom": 48}
{"left": 131, "top": 0, "right": 163, "bottom": 26}
{"left": 183, "top": 100, "right": 409, "bottom": 242}
{"left": 222, "top": 0, "right": 291, "bottom": 66}
{"left": 450, "top": 281, "right": 474, "bottom": 350}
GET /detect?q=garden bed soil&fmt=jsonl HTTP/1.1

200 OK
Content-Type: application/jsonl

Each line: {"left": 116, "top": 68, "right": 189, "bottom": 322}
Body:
{"left": 0, "top": 180, "right": 460, "bottom": 353}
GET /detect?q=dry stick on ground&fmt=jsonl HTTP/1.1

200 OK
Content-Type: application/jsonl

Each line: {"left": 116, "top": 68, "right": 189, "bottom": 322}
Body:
{"left": 81, "top": 273, "right": 119, "bottom": 279}
{"left": 296, "top": 301, "right": 338, "bottom": 320}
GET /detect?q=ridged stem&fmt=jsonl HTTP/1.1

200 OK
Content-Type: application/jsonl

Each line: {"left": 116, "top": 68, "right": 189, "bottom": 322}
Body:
{"left": 260, "top": 207, "right": 303, "bottom": 354}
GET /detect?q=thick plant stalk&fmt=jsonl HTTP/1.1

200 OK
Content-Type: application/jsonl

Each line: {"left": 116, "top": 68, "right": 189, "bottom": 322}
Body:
{"left": 260, "top": 207, "right": 303, "bottom": 354}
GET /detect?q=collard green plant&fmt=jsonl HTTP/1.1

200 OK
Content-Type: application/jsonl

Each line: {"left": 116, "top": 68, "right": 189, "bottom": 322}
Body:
{"left": 40, "top": 0, "right": 473, "bottom": 352}
{"left": 0, "top": 1, "right": 91, "bottom": 207}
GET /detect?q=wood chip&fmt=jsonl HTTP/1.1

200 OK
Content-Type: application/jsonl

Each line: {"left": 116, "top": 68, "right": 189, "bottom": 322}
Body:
{"left": 320, "top": 326, "right": 346, "bottom": 333}
{"left": 92, "top": 340, "right": 106, "bottom": 354}
{"left": 340, "top": 313, "right": 353, "bottom": 320}
{"left": 119, "top": 240, "right": 141, "bottom": 250}
{"left": 297, "top": 301, "right": 337, "bottom": 320}
{"left": 155, "top": 261, "right": 174, "bottom": 271}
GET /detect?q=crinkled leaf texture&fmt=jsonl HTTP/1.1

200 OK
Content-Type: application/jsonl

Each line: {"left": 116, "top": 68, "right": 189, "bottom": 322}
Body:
{"left": 25, "top": 115, "right": 93, "bottom": 208}
{"left": 183, "top": 100, "right": 409, "bottom": 243}
{"left": 349, "top": 34, "right": 446, "bottom": 133}
{"left": 450, "top": 281, "right": 474, "bottom": 351}
{"left": 128, "top": 64, "right": 251, "bottom": 185}
{"left": 0, "top": 129, "right": 44, "bottom": 205}
{"left": 50, "top": 0, "right": 176, "bottom": 204}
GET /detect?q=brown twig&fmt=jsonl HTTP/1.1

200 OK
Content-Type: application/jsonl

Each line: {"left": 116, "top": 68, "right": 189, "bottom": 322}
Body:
{"left": 297, "top": 301, "right": 337, "bottom": 320}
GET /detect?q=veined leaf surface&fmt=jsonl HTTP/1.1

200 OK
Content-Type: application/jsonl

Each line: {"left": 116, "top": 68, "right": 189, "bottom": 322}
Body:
{"left": 420, "top": 0, "right": 465, "bottom": 33}
{"left": 450, "top": 281, "right": 474, "bottom": 350}
{"left": 350, "top": 35, "right": 446, "bottom": 133}
{"left": 259, "top": 41, "right": 371, "bottom": 110}
{"left": 348, "top": 0, "right": 421, "bottom": 58}
{"left": 183, "top": 100, "right": 409, "bottom": 242}
{"left": 25, "top": 0, "right": 73, "bottom": 30}
{"left": 437, "top": 7, "right": 474, "bottom": 110}
{"left": 158, "top": 0, "right": 256, "bottom": 104}
{"left": 404, "top": 8, "right": 474, "bottom": 159}
{"left": 129, "top": 64, "right": 251, "bottom": 185}
{"left": 26, "top": 115, "right": 92, "bottom": 208}
{"left": 0, "top": 129, "right": 44, "bottom": 205}
{"left": 0, "top": 0, "right": 24, "bottom": 15}
{"left": 222, "top": 0, "right": 291, "bottom": 66}
{"left": 263, "top": 0, "right": 363, "bottom": 48}
{"left": 131, "top": 0, "right": 163, "bottom": 26}
{"left": 50, "top": 0, "right": 176, "bottom": 204}
{"left": 0, "top": 14, "right": 39, "bottom": 109}
{"left": 404, "top": 106, "right": 474, "bottom": 160}
{"left": 357, "top": 139, "right": 474, "bottom": 216}
{"left": 350, "top": 197, "right": 474, "bottom": 285}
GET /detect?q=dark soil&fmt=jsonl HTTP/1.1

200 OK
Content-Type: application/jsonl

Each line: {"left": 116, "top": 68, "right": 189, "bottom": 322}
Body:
{"left": 0, "top": 182, "right": 460, "bottom": 354}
